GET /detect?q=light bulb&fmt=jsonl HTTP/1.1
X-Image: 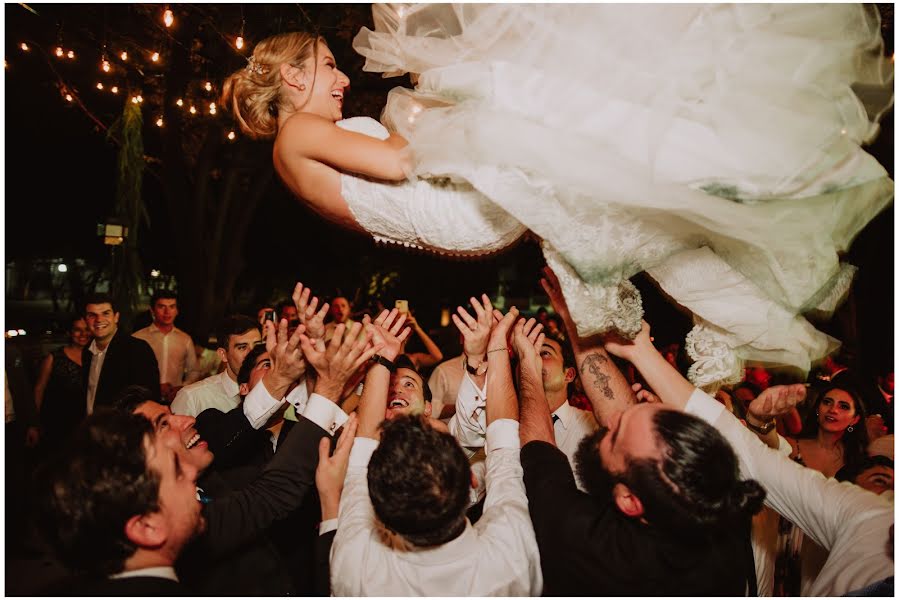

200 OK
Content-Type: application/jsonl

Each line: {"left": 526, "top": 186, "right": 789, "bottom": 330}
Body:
{"left": 189, "top": 105, "right": 197, "bottom": 114}
{"left": 101, "top": 60, "right": 110, "bottom": 72}
{"left": 227, "top": 131, "right": 236, "bottom": 140}
{"left": 236, "top": 36, "right": 244, "bottom": 50}
{"left": 131, "top": 96, "right": 139, "bottom": 104}
{"left": 96, "top": 82, "right": 104, "bottom": 90}
{"left": 204, "top": 81, "right": 212, "bottom": 92}
{"left": 176, "top": 98, "right": 184, "bottom": 107}
{"left": 163, "top": 8, "right": 174, "bottom": 28}
{"left": 20, "top": 43, "right": 29, "bottom": 52}
{"left": 120, "top": 51, "right": 128, "bottom": 61}
{"left": 151, "top": 52, "right": 160, "bottom": 62}
{"left": 136, "top": 95, "right": 143, "bottom": 103}
{"left": 55, "top": 47, "right": 64, "bottom": 57}
{"left": 111, "top": 86, "right": 119, "bottom": 94}
{"left": 65, "top": 94, "right": 73, "bottom": 102}
{"left": 156, "top": 117, "right": 164, "bottom": 127}
{"left": 67, "top": 50, "right": 75, "bottom": 59}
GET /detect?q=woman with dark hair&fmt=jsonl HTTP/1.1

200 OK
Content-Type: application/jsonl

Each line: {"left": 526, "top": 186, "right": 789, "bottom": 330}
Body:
{"left": 787, "top": 383, "right": 870, "bottom": 478}
{"left": 33, "top": 316, "right": 91, "bottom": 452}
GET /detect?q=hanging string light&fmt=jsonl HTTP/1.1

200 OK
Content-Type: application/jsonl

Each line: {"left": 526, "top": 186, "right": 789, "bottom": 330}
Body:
{"left": 236, "top": 35, "right": 244, "bottom": 50}
{"left": 101, "top": 58, "right": 111, "bottom": 72}
{"left": 189, "top": 105, "right": 197, "bottom": 114}
{"left": 204, "top": 81, "right": 212, "bottom": 92}
{"left": 96, "top": 82, "right": 104, "bottom": 90}
{"left": 163, "top": 7, "right": 174, "bottom": 28}
{"left": 227, "top": 131, "right": 236, "bottom": 140}
{"left": 20, "top": 43, "right": 29, "bottom": 52}
{"left": 120, "top": 50, "right": 128, "bottom": 61}
{"left": 236, "top": 13, "right": 246, "bottom": 50}
{"left": 67, "top": 50, "right": 75, "bottom": 59}
{"left": 55, "top": 46, "right": 64, "bottom": 57}
{"left": 65, "top": 93, "right": 73, "bottom": 102}
{"left": 156, "top": 117, "right": 164, "bottom": 127}
{"left": 110, "top": 85, "right": 119, "bottom": 94}
{"left": 151, "top": 51, "right": 160, "bottom": 62}
{"left": 208, "top": 101, "right": 216, "bottom": 115}
{"left": 176, "top": 98, "right": 184, "bottom": 107}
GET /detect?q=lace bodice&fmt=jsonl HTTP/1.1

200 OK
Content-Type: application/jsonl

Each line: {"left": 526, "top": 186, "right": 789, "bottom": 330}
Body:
{"left": 337, "top": 117, "right": 526, "bottom": 256}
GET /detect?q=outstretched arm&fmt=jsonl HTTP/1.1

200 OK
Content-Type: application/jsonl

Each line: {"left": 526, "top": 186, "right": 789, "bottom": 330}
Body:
{"left": 541, "top": 267, "right": 636, "bottom": 426}
{"left": 513, "top": 318, "right": 554, "bottom": 446}
{"left": 357, "top": 309, "right": 410, "bottom": 440}
{"left": 404, "top": 313, "right": 444, "bottom": 368}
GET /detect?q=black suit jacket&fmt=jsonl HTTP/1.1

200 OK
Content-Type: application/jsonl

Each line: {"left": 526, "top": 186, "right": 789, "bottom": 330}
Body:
{"left": 47, "top": 574, "right": 185, "bottom": 596}
{"left": 82, "top": 330, "right": 160, "bottom": 409}
{"left": 177, "top": 414, "right": 330, "bottom": 596}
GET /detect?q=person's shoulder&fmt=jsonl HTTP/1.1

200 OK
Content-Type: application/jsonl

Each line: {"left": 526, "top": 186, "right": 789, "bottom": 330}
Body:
{"left": 180, "top": 372, "right": 223, "bottom": 394}
{"left": 276, "top": 113, "right": 336, "bottom": 152}
{"left": 131, "top": 325, "right": 153, "bottom": 338}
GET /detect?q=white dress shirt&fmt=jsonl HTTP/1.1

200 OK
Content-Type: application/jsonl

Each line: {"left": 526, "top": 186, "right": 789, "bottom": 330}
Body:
{"left": 170, "top": 371, "right": 240, "bottom": 417}
{"left": 86, "top": 335, "right": 112, "bottom": 415}
{"left": 331, "top": 419, "right": 543, "bottom": 596}
{"left": 685, "top": 388, "right": 894, "bottom": 596}
{"left": 427, "top": 354, "right": 465, "bottom": 419}
{"left": 110, "top": 566, "right": 178, "bottom": 582}
{"left": 133, "top": 324, "right": 201, "bottom": 386}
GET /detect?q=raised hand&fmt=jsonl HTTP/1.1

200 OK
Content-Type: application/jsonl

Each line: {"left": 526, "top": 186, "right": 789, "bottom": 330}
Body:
{"left": 489, "top": 306, "right": 519, "bottom": 352}
{"left": 292, "top": 281, "right": 330, "bottom": 341}
{"left": 300, "top": 322, "right": 380, "bottom": 401}
{"left": 603, "top": 320, "right": 652, "bottom": 363}
{"left": 452, "top": 294, "right": 494, "bottom": 362}
{"left": 512, "top": 317, "right": 544, "bottom": 372}
{"left": 263, "top": 318, "right": 307, "bottom": 398}
{"left": 540, "top": 266, "right": 574, "bottom": 334}
{"left": 631, "top": 382, "right": 661, "bottom": 404}
{"left": 316, "top": 412, "right": 358, "bottom": 521}
{"left": 747, "top": 384, "right": 807, "bottom": 421}
{"left": 363, "top": 309, "right": 410, "bottom": 361}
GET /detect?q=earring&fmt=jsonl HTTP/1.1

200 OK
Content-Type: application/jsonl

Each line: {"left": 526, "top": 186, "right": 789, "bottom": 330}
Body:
{"left": 847, "top": 426, "right": 854, "bottom": 433}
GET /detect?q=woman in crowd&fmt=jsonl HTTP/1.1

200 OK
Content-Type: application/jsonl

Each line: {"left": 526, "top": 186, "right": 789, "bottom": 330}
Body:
{"left": 33, "top": 317, "right": 91, "bottom": 453}
{"left": 222, "top": 4, "right": 892, "bottom": 390}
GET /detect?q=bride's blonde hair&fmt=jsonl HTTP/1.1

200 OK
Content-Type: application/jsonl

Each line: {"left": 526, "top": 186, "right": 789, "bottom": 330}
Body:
{"left": 222, "top": 31, "right": 325, "bottom": 140}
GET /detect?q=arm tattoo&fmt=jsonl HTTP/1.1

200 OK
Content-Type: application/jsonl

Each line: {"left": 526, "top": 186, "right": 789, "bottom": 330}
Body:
{"left": 580, "top": 353, "right": 614, "bottom": 400}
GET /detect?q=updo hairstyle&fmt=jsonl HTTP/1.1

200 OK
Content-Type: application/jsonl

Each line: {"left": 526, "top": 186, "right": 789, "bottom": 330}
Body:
{"left": 222, "top": 31, "right": 325, "bottom": 140}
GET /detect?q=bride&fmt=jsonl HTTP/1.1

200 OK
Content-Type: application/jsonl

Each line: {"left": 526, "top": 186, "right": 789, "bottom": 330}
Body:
{"left": 222, "top": 4, "right": 893, "bottom": 388}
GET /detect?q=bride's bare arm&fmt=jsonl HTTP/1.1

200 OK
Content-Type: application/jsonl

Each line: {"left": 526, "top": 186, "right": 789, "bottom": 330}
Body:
{"left": 278, "top": 113, "right": 410, "bottom": 181}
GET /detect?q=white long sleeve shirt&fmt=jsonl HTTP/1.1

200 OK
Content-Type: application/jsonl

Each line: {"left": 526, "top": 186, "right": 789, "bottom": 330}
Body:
{"left": 330, "top": 419, "right": 543, "bottom": 596}
{"left": 685, "top": 388, "right": 894, "bottom": 596}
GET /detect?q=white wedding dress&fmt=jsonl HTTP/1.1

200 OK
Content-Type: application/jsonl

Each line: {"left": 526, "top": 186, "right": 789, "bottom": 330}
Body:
{"left": 341, "top": 3, "right": 893, "bottom": 388}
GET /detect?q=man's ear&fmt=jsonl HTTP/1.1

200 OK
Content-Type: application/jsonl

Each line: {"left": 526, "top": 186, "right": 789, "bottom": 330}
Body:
{"left": 423, "top": 402, "right": 432, "bottom": 418}
{"left": 239, "top": 383, "right": 249, "bottom": 396}
{"left": 612, "top": 483, "right": 644, "bottom": 518}
{"left": 564, "top": 367, "right": 576, "bottom": 384}
{"left": 216, "top": 347, "right": 228, "bottom": 365}
{"left": 124, "top": 512, "right": 167, "bottom": 550}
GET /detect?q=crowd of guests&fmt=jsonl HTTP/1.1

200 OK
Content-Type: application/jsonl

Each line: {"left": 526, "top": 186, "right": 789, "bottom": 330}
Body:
{"left": 4, "top": 270, "right": 894, "bottom": 596}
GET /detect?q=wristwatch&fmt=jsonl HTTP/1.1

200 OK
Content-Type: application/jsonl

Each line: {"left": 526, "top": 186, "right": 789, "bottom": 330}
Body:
{"left": 370, "top": 354, "right": 397, "bottom": 373}
{"left": 463, "top": 353, "right": 488, "bottom": 376}
{"left": 746, "top": 416, "right": 776, "bottom": 435}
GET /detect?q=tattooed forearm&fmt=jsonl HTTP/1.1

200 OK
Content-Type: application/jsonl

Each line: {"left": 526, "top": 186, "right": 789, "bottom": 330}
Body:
{"left": 581, "top": 353, "right": 614, "bottom": 400}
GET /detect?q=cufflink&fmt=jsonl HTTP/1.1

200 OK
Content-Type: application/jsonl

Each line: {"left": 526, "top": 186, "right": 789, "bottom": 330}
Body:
{"left": 328, "top": 422, "right": 337, "bottom": 434}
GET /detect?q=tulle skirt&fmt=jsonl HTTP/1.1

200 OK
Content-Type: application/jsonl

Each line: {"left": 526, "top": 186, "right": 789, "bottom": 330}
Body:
{"left": 353, "top": 3, "right": 894, "bottom": 386}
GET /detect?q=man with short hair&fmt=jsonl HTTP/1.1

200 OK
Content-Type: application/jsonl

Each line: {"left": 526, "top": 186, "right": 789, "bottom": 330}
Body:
{"left": 82, "top": 293, "right": 160, "bottom": 414}
{"left": 37, "top": 410, "right": 203, "bottom": 595}
{"left": 171, "top": 315, "right": 260, "bottom": 417}
{"left": 324, "top": 295, "right": 356, "bottom": 342}
{"left": 326, "top": 307, "right": 543, "bottom": 596}
{"left": 133, "top": 291, "right": 203, "bottom": 403}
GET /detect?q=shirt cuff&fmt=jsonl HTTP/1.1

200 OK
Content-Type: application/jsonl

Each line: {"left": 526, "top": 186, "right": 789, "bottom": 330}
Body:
{"left": 319, "top": 518, "right": 338, "bottom": 535}
{"left": 684, "top": 387, "right": 725, "bottom": 425}
{"left": 243, "top": 380, "right": 286, "bottom": 430}
{"left": 349, "top": 437, "right": 379, "bottom": 468}
{"left": 286, "top": 383, "right": 310, "bottom": 414}
{"left": 301, "top": 393, "right": 349, "bottom": 436}
{"left": 486, "top": 419, "right": 520, "bottom": 452}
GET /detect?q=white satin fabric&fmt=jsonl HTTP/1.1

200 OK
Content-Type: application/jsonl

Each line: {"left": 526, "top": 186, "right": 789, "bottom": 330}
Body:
{"left": 346, "top": 3, "right": 893, "bottom": 387}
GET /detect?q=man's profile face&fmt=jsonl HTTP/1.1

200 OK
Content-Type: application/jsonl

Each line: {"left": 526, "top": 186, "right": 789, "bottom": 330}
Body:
{"left": 134, "top": 400, "right": 214, "bottom": 472}
{"left": 143, "top": 429, "right": 206, "bottom": 552}
{"left": 539, "top": 338, "right": 573, "bottom": 394}
{"left": 219, "top": 329, "right": 262, "bottom": 378}
{"left": 331, "top": 297, "right": 351, "bottom": 324}
{"left": 239, "top": 350, "right": 272, "bottom": 397}
{"left": 386, "top": 367, "right": 429, "bottom": 420}
{"left": 84, "top": 302, "right": 120, "bottom": 342}
{"left": 152, "top": 298, "right": 178, "bottom": 327}
{"left": 597, "top": 402, "right": 664, "bottom": 475}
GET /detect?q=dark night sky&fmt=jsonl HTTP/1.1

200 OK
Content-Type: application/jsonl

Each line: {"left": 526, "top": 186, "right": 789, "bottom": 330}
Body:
{"left": 4, "top": 4, "right": 895, "bottom": 371}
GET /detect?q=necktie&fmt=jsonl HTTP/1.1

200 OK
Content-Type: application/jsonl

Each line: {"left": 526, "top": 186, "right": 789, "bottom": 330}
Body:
{"left": 552, "top": 414, "right": 559, "bottom": 425}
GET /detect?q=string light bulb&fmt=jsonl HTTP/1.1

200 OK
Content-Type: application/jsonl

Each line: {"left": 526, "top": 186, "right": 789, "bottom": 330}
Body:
{"left": 151, "top": 51, "right": 160, "bottom": 62}
{"left": 204, "top": 81, "right": 212, "bottom": 92}
{"left": 163, "top": 8, "right": 174, "bottom": 28}
{"left": 176, "top": 98, "right": 183, "bottom": 107}
{"left": 120, "top": 51, "right": 128, "bottom": 61}
{"left": 236, "top": 36, "right": 244, "bottom": 50}
{"left": 20, "top": 43, "right": 29, "bottom": 52}
{"left": 65, "top": 93, "right": 73, "bottom": 102}
{"left": 208, "top": 101, "right": 216, "bottom": 115}
{"left": 131, "top": 96, "right": 139, "bottom": 104}
{"left": 96, "top": 82, "right": 104, "bottom": 90}
{"left": 227, "top": 131, "right": 236, "bottom": 140}
{"left": 67, "top": 50, "right": 75, "bottom": 59}
{"left": 111, "top": 86, "right": 119, "bottom": 94}
{"left": 156, "top": 117, "right": 164, "bottom": 127}
{"left": 101, "top": 59, "right": 111, "bottom": 72}
{"left": 55, "top": 47, "right": 64, "bottom": 57}
{"left": 189, "top": 105, "right": 197, "bottom": 114}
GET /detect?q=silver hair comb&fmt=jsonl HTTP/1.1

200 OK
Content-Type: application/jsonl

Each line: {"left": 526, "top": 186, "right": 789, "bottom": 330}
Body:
{"left": 246, "top": 55, "right": 268, "bottom": 76}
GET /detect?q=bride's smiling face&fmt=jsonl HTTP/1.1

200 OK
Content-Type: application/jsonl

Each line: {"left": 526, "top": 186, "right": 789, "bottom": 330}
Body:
{"left": 300, "top": 41, "right": 350, "bottom": 121}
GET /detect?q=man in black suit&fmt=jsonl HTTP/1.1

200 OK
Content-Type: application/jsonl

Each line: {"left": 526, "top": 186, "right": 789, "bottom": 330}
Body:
{"left": 37, "top": 410, "right": 202, "bottom": 595}
{"left": 82, "top": 293, "right": 160, "bottom": 413}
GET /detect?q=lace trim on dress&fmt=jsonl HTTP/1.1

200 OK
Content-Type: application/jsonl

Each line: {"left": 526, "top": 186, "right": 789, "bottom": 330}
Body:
{"left": 685, "top": 322, "right": 745, "bottom": 389}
